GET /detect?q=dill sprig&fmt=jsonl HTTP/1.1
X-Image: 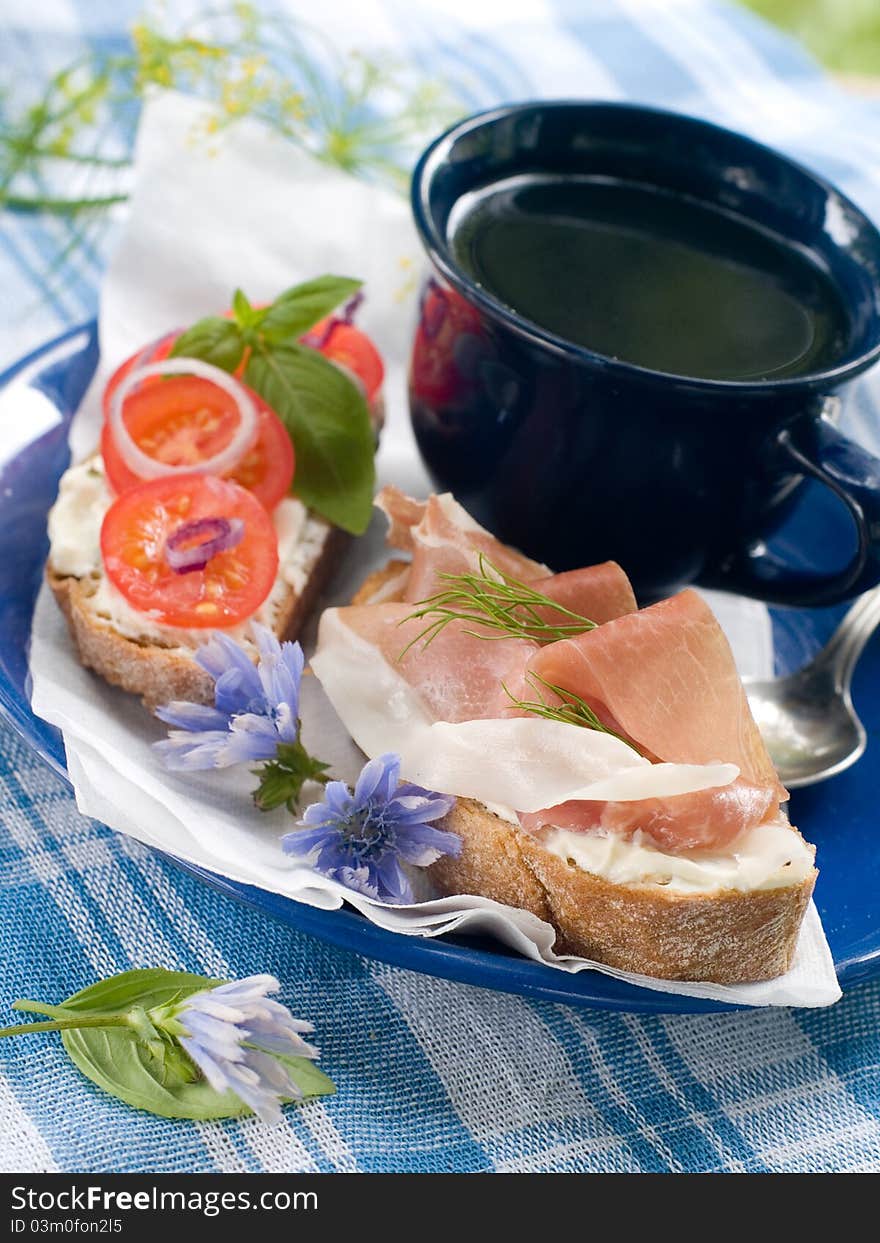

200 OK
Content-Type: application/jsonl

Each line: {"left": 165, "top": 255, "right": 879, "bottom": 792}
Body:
{"left": 399, "top": 554, "right": 597, "bottom": 655}
{"left": 502, "top": 671, "right": 640, "bottom": 752}
{"left": 0, "top": 5, "right": 459, "bottom": 216}
{"left": 0, "top": 3, "right": 459, "bottom": 305}
{"left": 399, "top": 556, "right": 640, "bottom": 753}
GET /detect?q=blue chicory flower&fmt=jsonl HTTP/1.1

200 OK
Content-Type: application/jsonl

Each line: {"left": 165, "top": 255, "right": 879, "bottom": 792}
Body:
{"left": 154, "top": 624, "right": 304, "bottom": 770}
{"left": 282, "top": 753, "right": 460, "bottom": 904}
{"left": 175, "top": 974, "right": 319, "bottom": 1125}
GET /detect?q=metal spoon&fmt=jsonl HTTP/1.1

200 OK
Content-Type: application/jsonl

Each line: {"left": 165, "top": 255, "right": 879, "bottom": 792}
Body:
{"left": 744, "top": 587, "right": 880, "bottom": 788}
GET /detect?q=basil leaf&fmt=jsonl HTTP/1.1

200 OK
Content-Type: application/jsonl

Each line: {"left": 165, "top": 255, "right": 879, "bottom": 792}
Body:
{"left": 260, "top": 275, "right": 362, "bottom": 344}
{"left": 170, "top": 316, "right": 245, "bottom": 373}
{"left": 231, "top": 287, "right": 267, "bottom": 333}
{"left": 273, "top": 1053, "right": 336, "bottom": 1100}
{"left": 232, "top": 287, "right": 252, "bottom": 325}
{"left": 59, "top": 968, "right": 219, "bottom": 1015}
{"left": 62, "top": 1026, "right": 246, "bottom": 1120}
{"left": 245, "top": 343, "right": 375, "bottom": 534}
{"left": 59, "top": 969, "right": 334, "bottom": 1120}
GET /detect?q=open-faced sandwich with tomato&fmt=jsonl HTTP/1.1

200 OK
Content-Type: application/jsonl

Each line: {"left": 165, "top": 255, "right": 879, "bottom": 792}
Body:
{"left": 46, "top": 276, "right": 384, "bottom": 708}
{"left": 310, "top": 487, "right": 818, "bottom": 984}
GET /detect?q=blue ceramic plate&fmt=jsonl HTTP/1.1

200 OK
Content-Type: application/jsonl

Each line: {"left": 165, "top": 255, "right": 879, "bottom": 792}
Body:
{"left": 1, "top": 325, "right": 877, "bottom": 1013}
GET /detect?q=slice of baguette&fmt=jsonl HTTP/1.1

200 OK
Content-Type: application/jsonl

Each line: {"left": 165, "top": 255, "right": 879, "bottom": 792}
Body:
{"left": 48, "top": 522, "right": 349, "bottom": 711}
{"left": 48, "top": 381, "right": 384, "bottom": 712}
{"left": 430, "top": 800, "right": 815, "bottom": 983}
{"left": 351, "top": 560, "right": 817, "bottom": 984}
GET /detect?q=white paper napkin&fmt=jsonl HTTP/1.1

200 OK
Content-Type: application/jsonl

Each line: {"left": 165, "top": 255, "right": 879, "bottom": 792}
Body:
{"left": 30, "top": 90, "right": 840, "bottom": 1007}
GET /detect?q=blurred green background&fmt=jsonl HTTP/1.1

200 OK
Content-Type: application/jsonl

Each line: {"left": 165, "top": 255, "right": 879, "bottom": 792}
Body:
{"left": 743, "top": 0, "right": 880, "bottom": 77}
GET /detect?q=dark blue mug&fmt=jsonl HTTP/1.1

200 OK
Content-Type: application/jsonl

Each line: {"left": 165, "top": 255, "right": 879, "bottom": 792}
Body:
{"left": 408, "top": 102, "right": 880, "bottom": 605}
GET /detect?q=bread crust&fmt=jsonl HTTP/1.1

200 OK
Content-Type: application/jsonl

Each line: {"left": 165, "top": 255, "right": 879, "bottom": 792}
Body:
{"left": 47, "top": 524, "right": 350, "bottom": 711}
{"left": 431, "top": 798, "right": 816, "bottom": 983}
{"left": 430, "top": 798, "right": 554, "bottom": 924}
{"left": 350, "top": 557, "right": 410, "bottom": 606}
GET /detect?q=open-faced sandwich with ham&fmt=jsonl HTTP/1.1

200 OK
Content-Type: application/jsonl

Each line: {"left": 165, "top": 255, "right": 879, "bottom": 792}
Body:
{"left": 310, "top": 486, "right": 818, "bottom": 984}
{"left": 46, "top": 277, "right": 384, "bottom": 708}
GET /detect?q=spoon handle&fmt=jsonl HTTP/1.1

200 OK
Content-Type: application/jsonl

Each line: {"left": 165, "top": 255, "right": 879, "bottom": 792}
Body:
{"left": 813, "top": 586, "right": 880, "bottom": 687}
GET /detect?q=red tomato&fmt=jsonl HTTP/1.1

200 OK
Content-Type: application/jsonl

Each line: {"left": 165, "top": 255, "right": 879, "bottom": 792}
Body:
{"left": 307, "top": 319, "right": 384, "bottom": 401}
{"left": 223, "top": 404, "right": 294, "bottom": 507}
{"left": 106, "top": 317, "right": 384, "bottom": 409}
{"left": 101, "top": 474, "right": 279, "bottom": 629}
{"left": 103, "top": 331, "right": 178, "bottom": 413}
{"left": 101, "top": 310, "right": 381, "bottom": 508}
{"left": 101, "top": 374, "right": 294, "bottom": 511}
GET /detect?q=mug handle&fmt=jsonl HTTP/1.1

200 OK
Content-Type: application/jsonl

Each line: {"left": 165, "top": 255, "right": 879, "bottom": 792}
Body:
{"left": 706, "top": 407, "right": 880, "bottom": 607}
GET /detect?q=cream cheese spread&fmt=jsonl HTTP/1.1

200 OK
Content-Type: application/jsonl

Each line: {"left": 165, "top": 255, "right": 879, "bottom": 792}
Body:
{"left": 483, "top": 800, "right": 811, "bottom": 893}
{"left": 541, "top": 821, "right": 814, "bottom": 894}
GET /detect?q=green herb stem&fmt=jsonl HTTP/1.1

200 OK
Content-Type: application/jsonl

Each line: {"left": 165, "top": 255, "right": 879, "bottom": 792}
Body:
{"left": 504, "top": 671, "right": 640, "bottom": 752}
{"left": 1, "top": 193, "right": 128, "bottom": 215}
{"left": 0, "top": 138, "right": 130, "bottom": 169}
{"left": 400, "top": 555, "right": 598, "bottom": 655}
{"left": 0, "top": 1012, "right": 131, "bottom": 1039}
{"left": 11, "top": 1000, "right": 74, "bottom": 1018}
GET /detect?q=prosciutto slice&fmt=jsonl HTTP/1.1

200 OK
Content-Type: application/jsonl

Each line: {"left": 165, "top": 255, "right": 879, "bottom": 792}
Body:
{"left": 519, "top": 783, "right": 777, "bottom": 851}
{"left": 327, "top": 490, "right": 783, "bottom": 855}
{"left": 376, "top": 486, "right": 636, "bottom": 629}
{"left": 524, "top": 589, "right": 785, "bottom": 849}
{"left": 380, "top": 489, "right": 548, "bottom": 603}
{"left": 324, "top": 600, "right": 538, "bottom": 722}
{"left": 374, "top": 485, "right": 426, "bottom": 553}
{"left": 530, "top": 564, "right": 637, "bottom": 627}
{"left": 312, "top": 608, "right": 739, "bottom": 813}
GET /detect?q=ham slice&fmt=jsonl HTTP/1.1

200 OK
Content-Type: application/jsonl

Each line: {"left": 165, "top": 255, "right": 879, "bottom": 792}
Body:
{"left": 530, "top": 563, "right": 637, "bottom": 627}
{"left": 410, "top": 498, "right": 546, "bottom": 603}
{"left": 325, "top": 600, "right": 538, "bottom": 722}
{"left": 524, "top": 589, "right": 785, "bottom": 850}
{"left": 312, "top": 609, "right": 739, "bottom": 813}
{"left": 375, "top": 486, "right": 636, "bottom": 630}
{"left": 375, "top": 485, "right": 425, "bottom": 553}
{"left": 530, "top": 590, "right": 781, "bottom": 787}
{"left": 519, "top": 783, "right": 777, "bottom": 851}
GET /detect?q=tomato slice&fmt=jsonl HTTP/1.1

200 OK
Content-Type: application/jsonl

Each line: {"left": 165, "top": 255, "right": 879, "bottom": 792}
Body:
{"left": 222, "top": 403, "right": 294, "bottom": 506}
{"left": 103, "top": 331, "right": 178, "bottom": 412}
{"left": 102, "top": 374, "right": 295, "bottom": 511}
{"left": 307, "top": 320, "right": 384, "bottom": 401}
{"left": 105, "top": 318, "right": 384, "bottom": 409}
{"left": 101, "top": 474, "right": 279, "bottom": 629}
{"left": 101, "top": 310, "right": 381, "bottom": 507}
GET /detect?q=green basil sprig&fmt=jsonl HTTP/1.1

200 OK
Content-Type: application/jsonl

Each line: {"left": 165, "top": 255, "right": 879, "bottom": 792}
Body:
{"left": 0, "top": 969, "right": 334, "bottom": 1121}
{"left": 171, "top": 275, "right": 375, "bottom": 535}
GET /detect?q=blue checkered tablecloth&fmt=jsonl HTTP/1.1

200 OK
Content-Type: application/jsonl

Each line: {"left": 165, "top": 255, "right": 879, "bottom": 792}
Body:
{"left": 2, "top": 0, "right": 880, "bottom": 1174}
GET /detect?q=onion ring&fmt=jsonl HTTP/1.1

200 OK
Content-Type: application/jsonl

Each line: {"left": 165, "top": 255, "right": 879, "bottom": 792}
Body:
{"left": 165, "top": 516, "right": 245, "bottom": 574}
{"left": 107, "top": 357, "right": 258, "bottom": 481}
